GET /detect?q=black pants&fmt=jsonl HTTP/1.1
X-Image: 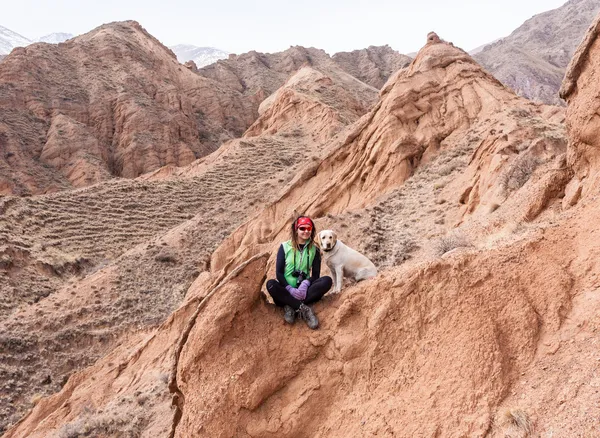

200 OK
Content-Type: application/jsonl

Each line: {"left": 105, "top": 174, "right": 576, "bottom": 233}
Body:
{"left": 266, "top": 277, "right": 332, "bottom": 310}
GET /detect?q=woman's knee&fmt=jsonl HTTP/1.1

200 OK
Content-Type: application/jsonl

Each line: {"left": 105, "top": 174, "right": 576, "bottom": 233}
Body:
{"left": 267, "top": 280, "right": 279, "bottom": 296}
{"left": 266, "top": 279, "right": 278, "bottom": 292}
{"left": 320, "top": 276, "right": 333, "bottom": 290}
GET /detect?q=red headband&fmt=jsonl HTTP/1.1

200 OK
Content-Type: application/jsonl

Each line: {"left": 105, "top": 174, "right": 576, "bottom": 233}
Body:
{"left": 295, "top": 216, "right": 313, "bottom": 230}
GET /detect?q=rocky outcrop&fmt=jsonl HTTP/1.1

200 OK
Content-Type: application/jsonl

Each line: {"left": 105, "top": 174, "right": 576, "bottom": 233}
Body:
{"left": 0, "top": 39, "right": 381, "bottom": 429}
{"left": 0, "top": 111, "right": 340, "bottom": 431}
{"left": 198, "top": 46, "right": 379, "bottom": 120}
{"left": 0, "top": 29, "right": 392, "bottom": 196}
{"left": 560, "top": 12, "right": 600, "bottom": 202}
{"left": 0, "top": 20, "right": 255, "bottom": 195}
{"left": 211, "top": 33, "right": 567, "bottom": 272}
{"left": 244, "top": 66, "right": 376, "bottom": 142}
{"left": 332, "top": 45, "right": 412, "bottom": 89}
{"left": 8, "top": 192, "right": 599, "bottom": 436}
{"left": 199, "top": 46, "right": 333, "bottom": 96}
{"left": 475, "top": 0, "right": 600, "bottom": 105}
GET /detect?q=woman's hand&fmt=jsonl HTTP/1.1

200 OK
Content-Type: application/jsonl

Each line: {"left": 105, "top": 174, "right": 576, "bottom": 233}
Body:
{"left": 298, "top": 279, "right": 311, "bottom": 299}
{"left": 286, "top": 284, "right": 306, "bottom": 301}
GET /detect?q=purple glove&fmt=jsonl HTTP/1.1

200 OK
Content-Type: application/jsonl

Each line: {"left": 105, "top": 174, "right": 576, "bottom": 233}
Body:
{"left": 298, "top": 279, "right": 311, "bottom": 298}
{"left": 286, "top": 284, "right": 305, "bottom": 301}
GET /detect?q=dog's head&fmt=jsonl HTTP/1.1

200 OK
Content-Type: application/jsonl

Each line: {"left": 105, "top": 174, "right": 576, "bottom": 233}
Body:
{"left": 319, "top": 230, "right": 337, "bottom": 251}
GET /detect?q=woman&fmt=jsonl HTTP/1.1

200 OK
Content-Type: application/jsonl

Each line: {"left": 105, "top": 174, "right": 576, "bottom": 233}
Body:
{"left": 266, "top": 216, "right": 333, "bottom": 329}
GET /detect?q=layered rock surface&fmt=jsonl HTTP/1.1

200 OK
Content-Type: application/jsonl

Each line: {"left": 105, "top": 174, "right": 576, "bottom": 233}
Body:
{"left": 0, "top": 21, "right": 255, "bottom": 195}
{"left": 244, "top": 66, "right": 375, "bottom": 143}
{"left": 332, "top": 45, "right": 412, "bottom": 89}
{"left": 4, "top": 32, "right": 591, "bottom": 437}
{"left": 211, "top": 32, "right": 567, "bottom": 273}
{"left": 560, "top": 12, "right": 600, "bottom": 201}
{"left": 0, "top": 24, "right": 391, "bottom": 196}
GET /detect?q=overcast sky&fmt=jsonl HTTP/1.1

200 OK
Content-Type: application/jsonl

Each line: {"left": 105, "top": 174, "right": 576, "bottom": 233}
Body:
{"left": 3, "top": 0, "right": 568, "bottom": 55}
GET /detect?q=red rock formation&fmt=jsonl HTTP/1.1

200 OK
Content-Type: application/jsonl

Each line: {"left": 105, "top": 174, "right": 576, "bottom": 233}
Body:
{"left": 198, "top": 45, "right": 379, "bottom": 127}
{"left": 560, "top": 12, "right": 600, "bottom": 203}
{"left": 198, "top": 46, "right": 334, "bottom": 96}
{"left": 0, "top": 21, "right": 255, "bottom": 195}
{"left": 332, "top": 45, "right": 412, "bottom": 89}
{"left": 211, "top": 33, "right": 567, "bottom": 272}
{"left": 183, "top": 60, "right": 198, "bottom": 72}
{"left": 9, "top": 193, "right": 600, "bottom": 436}
{"left": 0, "top": 43, "right": 380, "bottom": 430}
{"left": 244, "top": 66, "right": 376, "bottom": 142}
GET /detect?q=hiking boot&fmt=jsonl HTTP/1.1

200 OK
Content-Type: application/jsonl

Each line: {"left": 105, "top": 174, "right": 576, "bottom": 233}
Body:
{"left": 283, "top": 305, "right": 296, "bottom": 324}
{"left": 299, "top": 303, "right": 319, "bottom": 330}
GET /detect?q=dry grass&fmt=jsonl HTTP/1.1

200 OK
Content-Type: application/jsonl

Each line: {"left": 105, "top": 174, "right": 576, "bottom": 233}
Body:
{"left": 495, "top": 408, "right": 534, "bottom": 437}
{"left": 499, "top": 154, "right": 540, "bottom": 192}
{"left": 30, "top": 393, "right": 44, "bottom": 406}
{"left": 433, "top": 231, "right": 472, "bottom": 256}
{"left": 57, "top": 404, "right": 147, "bottom": 438}
{"left": 504, "top": 408, "right": 533, "bottom": 432}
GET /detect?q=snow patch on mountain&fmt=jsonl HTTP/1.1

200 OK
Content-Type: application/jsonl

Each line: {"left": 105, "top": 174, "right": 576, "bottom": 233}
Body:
{"left": 0, "top": 25, "right": 31, "bottom": 54}
{"left": 170, "top": 44, "right": 229, "bottom": 67}
{"left": 37, "top": 33, "right": 74, "bottom": 44}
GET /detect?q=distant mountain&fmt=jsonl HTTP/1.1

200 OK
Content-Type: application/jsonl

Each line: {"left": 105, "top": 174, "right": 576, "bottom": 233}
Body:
{"left": 0, "top": 25, "right": 31, "bottom": 54}
{"left": 37, "top": 32, "right": 74, "bottom": 43}
{"left": 474, "top": 0, "right": 600, "bottom": 105}
{"left": 332, "top": 45, "right": 412, "bottom": 89}
{"left": 170, "top": 44, "right": 229, "bottom": 67}
{"left": 0, "top": 20, "right": 256, "bottom": 196}
{"left": 468, "top": 39, "right": 501, "bottom": 56}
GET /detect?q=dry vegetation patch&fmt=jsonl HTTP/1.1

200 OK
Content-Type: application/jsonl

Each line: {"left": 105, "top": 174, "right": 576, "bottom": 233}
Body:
{"left": 499, "top": 154, "right": 541, "bottom": 193}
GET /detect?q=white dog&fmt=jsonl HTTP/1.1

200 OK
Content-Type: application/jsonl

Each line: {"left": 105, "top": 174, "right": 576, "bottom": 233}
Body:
{"left": 319, "top": 230, "right": 378, "bottom": 292}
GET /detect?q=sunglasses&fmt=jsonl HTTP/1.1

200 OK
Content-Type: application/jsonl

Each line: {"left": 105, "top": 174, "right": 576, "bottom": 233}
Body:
{"left": 297, "top": 226, "right": 312, "bottom": 232}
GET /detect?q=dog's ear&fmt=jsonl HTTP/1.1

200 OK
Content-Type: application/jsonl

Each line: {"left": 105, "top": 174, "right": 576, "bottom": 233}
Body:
{"left": 332, "top": 230, "right": 337, "bottom": 242}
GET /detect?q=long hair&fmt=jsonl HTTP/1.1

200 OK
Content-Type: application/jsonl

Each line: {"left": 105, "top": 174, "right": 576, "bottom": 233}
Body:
{"left": 290, "top": 215, "right": 319, "bottom": 251}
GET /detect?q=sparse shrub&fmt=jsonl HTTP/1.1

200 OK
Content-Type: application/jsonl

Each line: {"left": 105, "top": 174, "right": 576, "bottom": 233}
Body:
{"left": 509, "top": 108, "right": 532, "bottom": 119}
{"left": 393, "top": 236, "right": 418, "bottom": 263}
{"left": 504, "top": 409, "right": 532, "bottom": 432}
{"left": 439, "top": 164, "right": 456, "bottom": 176}
{"left": 499, "top": 154, "right": 540, "bottom": 192}
{"left": 280, "top": 128, "right": 303, "bottom": 138}
{"left": 57, "top": 402, "right": 147, "bottom": 438}
{"left": 433, "top": 231, "right": 471, "bottom": 255}
{"left": 58, "top": 419, "right": 85, "bottom": 438}
{"left": 496, "top": 408, "right": 534, "bottom": 436}
{"left": 155, "top": 253, "right": 177, "bottom": 263}
{"left": 158, "top": 372, "right": 170, "bottom": 384}
{"left": 0, "top": 253, "right": 12, "bottom": 269}
{"left": 30, "top": 393, "right": 44, "bottom": 405}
